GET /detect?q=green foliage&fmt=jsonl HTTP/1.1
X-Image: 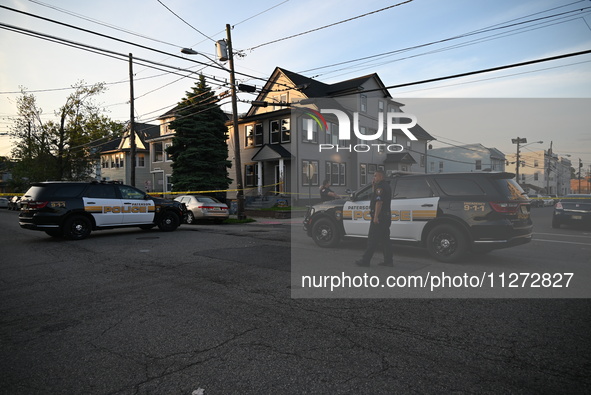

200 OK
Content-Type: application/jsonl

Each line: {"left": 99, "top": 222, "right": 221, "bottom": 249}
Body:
{"left": 9, "top": 81, "right": 120, "bottom": 183}
{"left": 167, "top": 75, "right": 231, "bottom": 194}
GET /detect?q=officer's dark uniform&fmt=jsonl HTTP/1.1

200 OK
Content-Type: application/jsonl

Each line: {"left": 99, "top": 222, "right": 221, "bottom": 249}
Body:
{"left": 358, "top": 179, "right": 393, "bottom": 266}
{"left": 320, "top": 186, "right": 335, "bottom": 202}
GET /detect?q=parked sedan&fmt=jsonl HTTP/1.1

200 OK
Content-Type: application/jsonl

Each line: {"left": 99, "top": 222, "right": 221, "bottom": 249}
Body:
{"left": 0, "top": 197, "right": 8, "bottom": 209}
{"left": 552, "top": 194, "right": 591, "bottom": 228}
{"left": 174, "top": 195, "right": 229, "bottom": 224}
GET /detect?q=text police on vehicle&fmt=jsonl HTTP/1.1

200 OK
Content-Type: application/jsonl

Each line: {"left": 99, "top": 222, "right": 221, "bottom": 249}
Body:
{"left": 18, "top": 181, "right": 186, "bottom": 240}
{"left": 303, "top": 172, "right": 533, "bottom": 262}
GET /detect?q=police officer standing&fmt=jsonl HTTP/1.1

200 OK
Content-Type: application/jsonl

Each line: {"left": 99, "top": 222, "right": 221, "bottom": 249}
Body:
{"left": 355, "top": 170, "right": 393, "bottom": 267}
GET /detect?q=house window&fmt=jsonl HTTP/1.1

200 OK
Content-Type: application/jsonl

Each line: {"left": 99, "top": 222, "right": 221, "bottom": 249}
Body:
{"left": 136, "top": 154, "right": 145, "bottom": 168}
{"left": 166, "top": 175, "right": 172, "bottom": 192}
{"left": 302, "top": 160, "right": 319, "bottom": 186}
{"left": 534, "top": 172, "right": 539, "bottom": 181}
{"left": 430, "top": 161, "right": 435, "bottom": 172}
{"left": 245, "top": 163, "right": 259, "bottom": 187}
{"left": 245, "top": 125, "right": 254, "bottom": 147}
{"left": 255, "top": 123, "right": 263, "bottom": 146}
{"left": 326, "top": 122, "right": 339, "bottom": 145}
{"left": 534, "top": 159, "right": 539, "bottom": 167}
{"left": 153, "top": 143, "right": 163, "bottom": 162}
{"left": 326, "top": 161, "right": 346, "bottom": 186}
{"left": 420, "top": 154, "right": 425, "bottom": 168}
{"left": 439, "top": 161, "right": 444, "bottom": 172}
{"left": 281, "top": 119, "right": 290, "bottom": 143}
{"left": 360, "top": 94, "right": 367, "bottom": 113}
{"left": 302, "top": 117, "right": 318, "bottom": 143}
{"left": 378, "top": 100, "right": 384, "bottom": 113}
{"left": 475, "top": 160, "right": 482, "bottom": 170}
{"left": 360, "top": 164, "right": 367, "bottom": 186}
{"left": 165, "top": 143, "right": 172, "bottom": 162}
{"left": 270, "top": 120, "right": 280, "bottom": 144}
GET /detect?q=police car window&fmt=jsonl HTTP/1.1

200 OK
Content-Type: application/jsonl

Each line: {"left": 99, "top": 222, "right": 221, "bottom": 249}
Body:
{"left": 85, "top": 184, "right": 117, "bottom": 199}
{"left": 118, "top": 185, "right": 145, "bottom": 200}
{"left": 435, "top": 178, "right": 485, "bottom": 196}
{"left": 355, "top": 185, "right": 374, "bottom": 201}
{"left": 393, "top": 178, "right": 434, "bottom": 199}
{"left": 53, "top": 184, "right": 86, "bottom": 198}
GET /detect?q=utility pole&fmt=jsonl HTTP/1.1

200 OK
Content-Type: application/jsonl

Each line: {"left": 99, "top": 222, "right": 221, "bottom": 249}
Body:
{"left": 512, "top": 137, "right": 527, "bottom": 185}
{"left": 546, "top": 141, "right": 552, "bottom": 194}
{"left": 129, "top": 53, "right": 136, "bottom": 187}
{"left": 226, "top": 24, "right": 245, "bottom": 219}
{"left": 578, "top": 158, "right": 582, "bottom": 193}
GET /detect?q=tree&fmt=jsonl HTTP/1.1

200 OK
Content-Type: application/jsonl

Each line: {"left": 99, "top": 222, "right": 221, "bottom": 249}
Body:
{"left": 9, "top": 81, "right": 120, "bottom": 182}
{"left": 167, "top": 75, "right": 231, "bottom": 197}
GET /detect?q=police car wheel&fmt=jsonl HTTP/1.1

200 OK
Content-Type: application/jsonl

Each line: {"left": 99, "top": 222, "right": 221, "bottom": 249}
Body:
{"left": 158, "top": 211, "right": 180, "bottom": 232}
{"left": 63, "top": 215, "right": 92, "bottom": 240}
{"left": 311, "top": 218, "right": 340, "bottom": 248}
{"left": 186, "top": 211, "right": 195, "bottom": 225}
{"left": 426, "top": 224, "right": 467, "bottom": 263}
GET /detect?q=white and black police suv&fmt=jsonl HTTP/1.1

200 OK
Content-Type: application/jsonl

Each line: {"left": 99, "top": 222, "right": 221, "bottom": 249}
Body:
{"left": 18, "top": 181, "right": 186, "bottom": 240}
{"left": 303, "top": 172, "right": 533, "bottom": 262}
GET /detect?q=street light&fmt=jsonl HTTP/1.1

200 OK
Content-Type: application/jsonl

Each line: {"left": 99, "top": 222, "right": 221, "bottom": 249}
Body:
{"left": 181, "top": 25, "right": 246, "bottom": 220}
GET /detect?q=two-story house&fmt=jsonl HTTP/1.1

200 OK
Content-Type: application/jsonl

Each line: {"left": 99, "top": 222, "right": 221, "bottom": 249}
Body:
{"left": 226, "top": 67, "right": 434, "bottom": 206}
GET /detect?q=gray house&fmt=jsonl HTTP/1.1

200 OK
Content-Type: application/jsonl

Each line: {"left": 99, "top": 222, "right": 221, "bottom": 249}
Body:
{"left": 226, "top": 67, "right": 435, "bottom": 206}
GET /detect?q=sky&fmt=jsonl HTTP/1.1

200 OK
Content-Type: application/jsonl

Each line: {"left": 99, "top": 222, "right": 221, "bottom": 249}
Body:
{"left": 1, "top": 0, "right": 590, "bottom": 166}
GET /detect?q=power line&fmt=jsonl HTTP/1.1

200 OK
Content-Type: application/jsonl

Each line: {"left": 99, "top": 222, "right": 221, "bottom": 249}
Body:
{"left": 27, "top": 0, "right": 182, "bottom": 49}
{"left": 305, "top": 7, "right": 591, "bottom": 80}
{"left": 246, "top": 0, "right": 415, "bottom": 51}
{"left": 156, "top": 0, "right": 215, "bottom": 42}
{"left": 331, "top": 49, "right": 591, "bottom": 96}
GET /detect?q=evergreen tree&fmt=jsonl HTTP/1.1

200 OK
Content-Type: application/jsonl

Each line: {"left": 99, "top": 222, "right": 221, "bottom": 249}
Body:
{"left": 167, "top": 76, "right": 231, "bottom": 197}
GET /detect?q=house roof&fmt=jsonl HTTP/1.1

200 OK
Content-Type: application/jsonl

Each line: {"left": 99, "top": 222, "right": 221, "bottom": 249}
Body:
{"left": 251, "top": 144, "right": 292, "bottom": 161}
{"left": 99, "top": 123, "right": 159, "bottom": 154}
{"left": 385, "top": 152, "right": 417, "bottom": 164}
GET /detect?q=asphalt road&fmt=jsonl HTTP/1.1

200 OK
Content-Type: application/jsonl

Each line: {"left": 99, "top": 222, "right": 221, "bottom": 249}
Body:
{"left": 1, "top": 207, "right": 590, "bottom": 394}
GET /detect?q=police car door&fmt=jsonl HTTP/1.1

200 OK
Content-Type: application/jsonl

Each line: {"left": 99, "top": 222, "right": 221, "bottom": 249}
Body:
{"left": 390, "top": 177, "right": 439, "bottom": 241}
{"left": 117, "top": 185, "right": 155, "bottom": 224}
{"left": 343, "top": 184, "right": 374, "bottom": 237}
{"left": 83, "top": 184, "right": 123, "bottom": 226}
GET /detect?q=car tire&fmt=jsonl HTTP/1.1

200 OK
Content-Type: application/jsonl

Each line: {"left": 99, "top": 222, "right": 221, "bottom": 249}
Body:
{"left": 551, "top": 217, "right": 561, "bottom": 229}
{"left": 63, "top": 215, "right": 92, "bottom": 240}
{"left": 157, "top": 210, "right": 180, "bottom": 232}
{"left": 311, "top": 217, "right": 340, "bottom": 248}
{"left": 426, "top": 224, "right": 468, "bottom": 263}
{"left": 186, "top": 211, "right": 195, "bottom": 225}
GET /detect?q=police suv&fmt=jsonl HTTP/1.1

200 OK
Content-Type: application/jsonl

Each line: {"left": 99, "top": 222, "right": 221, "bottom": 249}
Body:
{"left": 18, "top": 181, "right": 186, "bottom": 240}
{"left": 303, "top": 172, "right": 533, "bottom": 262}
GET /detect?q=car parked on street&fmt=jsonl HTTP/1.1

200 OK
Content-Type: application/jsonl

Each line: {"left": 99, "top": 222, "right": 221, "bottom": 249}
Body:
{"left": 174, "top": 195, "right": 229, "bottom": 224}
{"left": 552, "top": 194, "right": 591, "bottom": 229}
{"left": 0, "top": 197, "right": 8, "bottom": 209}
{"left": 18, "top": 181, "right": 186, "bottom": 240}
{"left": 527, "top": 194, "right": 544, "bottom": 208}
{"left": 8, "top": 195, "right": 21, "bottom": 210}
{"left": 303, "top": 172, "right": 533, "bottom": 262}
